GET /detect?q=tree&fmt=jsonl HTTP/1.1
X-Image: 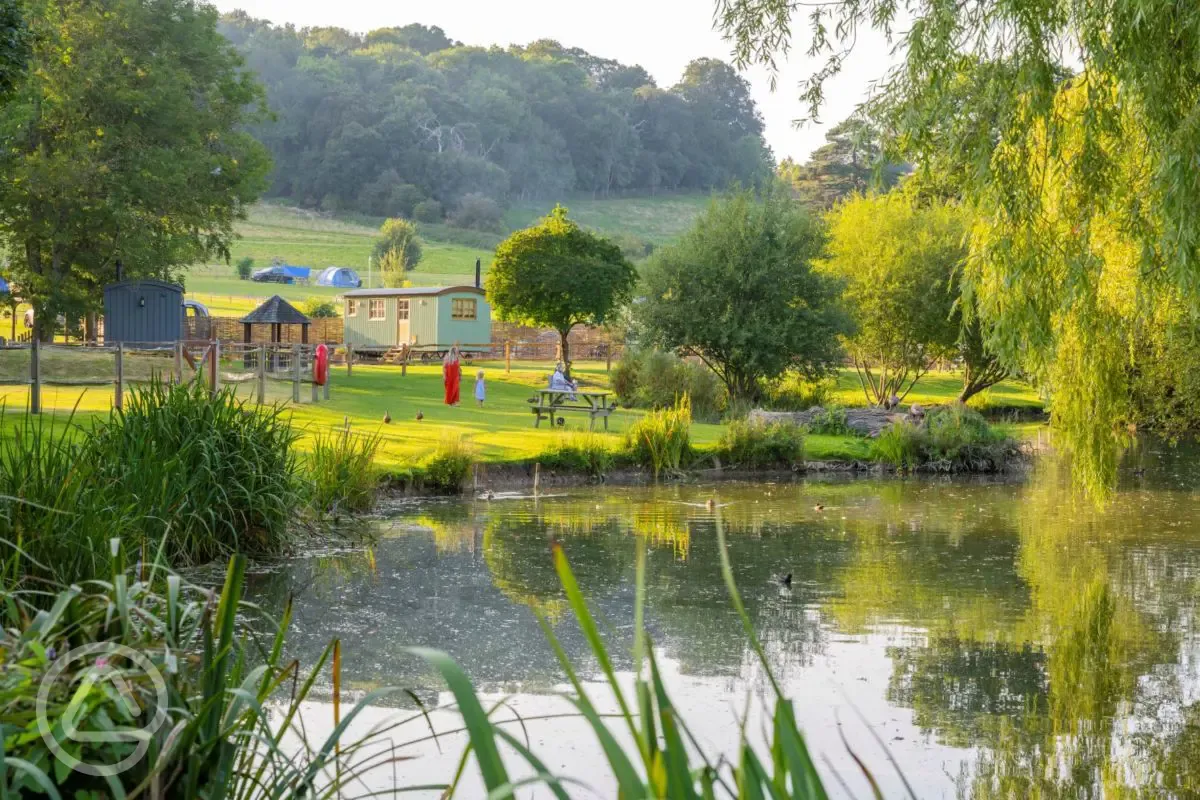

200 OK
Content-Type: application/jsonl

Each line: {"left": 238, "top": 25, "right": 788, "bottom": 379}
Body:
{"left": 487, "top": 206, "right": 636, "bottom": 370}
{"left": 821, "top": 193, "right": 963, "bottom": 405}
{"left": 236, "top": 258, "right": 255, "bottom": 280}
{"left": 373, "top": 218, "right": 422, "bottom": 287}
{"left": 0, "top": 0, "right": 270, "bottom": 341}
{"left": 715, "top": 0, "right": 1200, "bottom": 492}
{"left": 637, "top": 189, "right": 846, "bottom": 401}
{"left": 301, "top": 297, "right": 339, "bottom": 318}
{"left": 778, "top": 117, "right": 906, "bottom": 210}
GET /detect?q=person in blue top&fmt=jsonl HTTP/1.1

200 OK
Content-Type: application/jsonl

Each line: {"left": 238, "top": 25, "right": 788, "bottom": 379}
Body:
{"left": 474, "top": 369, "right": 486, "bottom": 407}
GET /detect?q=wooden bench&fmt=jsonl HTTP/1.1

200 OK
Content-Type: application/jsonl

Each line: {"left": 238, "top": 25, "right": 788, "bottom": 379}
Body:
{"left": 532, "top": 389, "right": 613, "bottom": 431}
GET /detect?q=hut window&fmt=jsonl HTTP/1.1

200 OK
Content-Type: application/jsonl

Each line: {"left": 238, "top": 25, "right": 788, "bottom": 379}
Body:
{"left": 368, "top": 299, "right": 386, "bottom": 320}
{"left": 347, "top": 299, "right": 358, "bottom": 317}
{"left": 397, "top": 300, "right": 410, "bottom": 320}
{"left": 451, "top": 298, "right": 477, "bottom": 320}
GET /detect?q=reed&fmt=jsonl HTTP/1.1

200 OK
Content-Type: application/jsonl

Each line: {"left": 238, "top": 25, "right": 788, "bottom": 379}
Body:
{"left": 537, "top": 431, "right": 618, "bottom": 477}
{"left": 422, "top": 434, "right": 475, "bottom": 493}
{"left": 719, "top": 418, "right": 806, "bottom": 468}
{"left": 625, "top": 394, "right": 693, "bottom": 478}
{"left": 308, "top": 422, "right": 383, "bottom": 515}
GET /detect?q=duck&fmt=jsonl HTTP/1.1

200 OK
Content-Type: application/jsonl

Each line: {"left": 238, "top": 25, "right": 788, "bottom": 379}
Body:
{"left": 813, "top": 504, "right": 825, "bottom": 512}
{"left": 1133, "top": 466, "right": 1146, "bottom": 477}
{"left": 705, "top": 498, "right": 717, "bottom": 510}
{"left": 485, "top": 490, "right": 495, "bottom": 501}
{"left": 415, "top": 410, "right": 424, "bottom": 422}
{"left": 776, "top": 573, "right": 793, "bottom": 588}
{"left": 382, "top": 410, "right": 392, "bottom": 424}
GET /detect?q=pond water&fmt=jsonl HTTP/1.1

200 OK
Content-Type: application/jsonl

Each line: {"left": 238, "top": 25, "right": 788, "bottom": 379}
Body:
{"left": 246, "top": 451, "right": 1200, "bottom": 798}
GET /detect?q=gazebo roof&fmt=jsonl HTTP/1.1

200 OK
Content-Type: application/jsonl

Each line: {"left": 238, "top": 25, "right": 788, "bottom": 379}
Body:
{"left": 240, "top": 295, "right": 310, "bottom": 325}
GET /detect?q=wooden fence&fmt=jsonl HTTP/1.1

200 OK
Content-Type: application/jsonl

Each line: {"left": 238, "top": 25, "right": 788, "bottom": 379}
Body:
{"left": 185, "top": 316, "right": 344, "bottom": 344}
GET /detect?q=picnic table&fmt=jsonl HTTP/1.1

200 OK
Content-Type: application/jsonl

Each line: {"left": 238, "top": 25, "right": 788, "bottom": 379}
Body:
{"left": 532, "top": 389, "right": 614, "bottom": 430}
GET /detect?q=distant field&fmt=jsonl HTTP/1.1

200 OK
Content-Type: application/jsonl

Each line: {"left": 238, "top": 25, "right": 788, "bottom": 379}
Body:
{"left": 504, "top": 194, "right": 712, "bottom": 245}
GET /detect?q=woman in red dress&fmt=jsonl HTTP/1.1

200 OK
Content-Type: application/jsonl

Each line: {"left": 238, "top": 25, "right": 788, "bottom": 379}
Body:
{"left": 442, "top": 346, "right": 462, "bottom": 405}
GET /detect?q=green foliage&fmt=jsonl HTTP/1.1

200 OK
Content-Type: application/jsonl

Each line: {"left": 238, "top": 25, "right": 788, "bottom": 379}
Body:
{"left": 537, "top": 432, "right": 617, "bottom": 477}
{"left": 719, "top": 419, "right": 805, "bottom": 468}
{"left": 452, "top": 193, "right": 504, "bottom": 232}
{"left": 422, "top": 435, "right": 475, "bottom": 492}
{"left": 625, "top": 395, "right": 693, "bottom": 478}
{"left": 762, "top": 373, "right": 835, "bottom": 411}
{"left": 235, "top": 256, "right": 255, "bottom": 280}
{"left": 373, "top": 217, "right": 423, "bottom": 286}
{"left": 807, "top": 406, "right": 853, "bottom": 436}
{"left": 488, "top": 206, "right": 637, "bottom": 364}
{"left": 822, "top": 193, "right": 965, "bottom": 405}
{"left": 412, "top": 199, "right": 444, "bottom": 223}
{"left": 871, "top": 422, "right": 926, "bottom": 470}
{"left": 217, "top": 15, "right": 771, "bottom": 216}
{"left": 611, "top": 349, "right": 724, "bottom": 421}
{"left": 0, "top": 0, "right": 29, "bottom": 102}
{"left": 308, "top": 424, "right": 382, "bottom": 515}
{"left": 638, "top": 187, "right": 847, "bottom": 401}
{"left": 1, "top": 549, "right": 406, "bottom": 798}
{"left": 301, "top": 297, "right": 339, "bottom": 318}
{"left": 0, "top": 0, "right": 270, "bottom": 339}
{"left": 778, "top": 117, "right": 905, "bottom": 209}
{"left": 872, "top": 405, "right": 1017, "bottom": 472}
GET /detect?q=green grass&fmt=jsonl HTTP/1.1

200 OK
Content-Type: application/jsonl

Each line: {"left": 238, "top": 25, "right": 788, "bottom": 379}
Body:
{"left": 829, "top": 369, "right": 1044, "bottom": 409}
{"left": 503, "top": 194, "right": 713, "bottom": 245}
{"left": 0, "top": 361, "right": 1040, "bottom": 470}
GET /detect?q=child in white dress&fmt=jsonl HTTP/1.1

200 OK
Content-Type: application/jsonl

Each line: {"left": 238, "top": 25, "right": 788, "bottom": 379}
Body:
{"left": 474, "top": 370, "right": 486, "bottom": 407}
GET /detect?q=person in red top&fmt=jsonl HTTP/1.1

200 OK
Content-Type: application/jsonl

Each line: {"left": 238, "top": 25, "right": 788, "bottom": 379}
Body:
{"left": 442, "top": 345, "right": 462, "bottom": 406}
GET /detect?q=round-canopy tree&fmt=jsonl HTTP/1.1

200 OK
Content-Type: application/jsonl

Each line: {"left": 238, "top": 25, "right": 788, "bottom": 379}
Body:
{"left": 637, "top": 188, "right": 847, "bottom": 402}
{"left": 373, "top": 218, "right": 423, "bottom": 287}
{"left": 486, "top": 206, "right": 636, "bottom": 371}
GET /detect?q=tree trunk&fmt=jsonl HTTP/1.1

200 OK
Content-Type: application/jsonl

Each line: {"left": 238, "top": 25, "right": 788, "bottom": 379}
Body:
{"left": 85, "top": 312, "right": 98, "bottom": 343}
{"left": 558, "top": 328, "right": 571, "bottom": 378}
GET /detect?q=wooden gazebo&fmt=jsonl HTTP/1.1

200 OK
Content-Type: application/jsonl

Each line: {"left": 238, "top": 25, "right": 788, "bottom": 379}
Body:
{"left": 240, "top": 295, "right": 310, "bottom": 344}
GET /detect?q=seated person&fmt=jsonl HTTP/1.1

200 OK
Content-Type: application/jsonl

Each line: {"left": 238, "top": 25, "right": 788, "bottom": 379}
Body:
{"left": 548, "top": 363, "right": 578, "bottom": 398}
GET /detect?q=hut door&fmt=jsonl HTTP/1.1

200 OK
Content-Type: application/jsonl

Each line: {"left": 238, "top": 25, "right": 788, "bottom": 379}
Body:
{"left": 396, "top": 300, "right": 411, "bottom": 345}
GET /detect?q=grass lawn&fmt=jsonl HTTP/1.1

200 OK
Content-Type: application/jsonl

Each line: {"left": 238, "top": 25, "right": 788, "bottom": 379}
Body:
{"left": 0, "top": 360, "right": 1041, "bottom": 472}
{"left": 503, "top": 194, "right": 712, "bottom": 245}
{"left": 827, "top": 369, "right": 1044, "bottom": 410}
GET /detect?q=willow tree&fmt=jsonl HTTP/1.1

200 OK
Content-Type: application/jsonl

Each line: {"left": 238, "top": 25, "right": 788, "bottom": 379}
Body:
{"left": 716, "top": 0, "right": 1200, "bottom": 494}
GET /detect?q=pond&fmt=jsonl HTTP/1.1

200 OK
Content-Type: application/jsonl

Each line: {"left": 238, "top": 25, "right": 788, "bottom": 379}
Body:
{"left": 246, "top": 450, "right": 1200, "bottom": 798}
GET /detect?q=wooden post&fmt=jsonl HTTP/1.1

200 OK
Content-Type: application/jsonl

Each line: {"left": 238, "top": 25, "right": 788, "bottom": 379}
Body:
{"left": 209, "top": 339, "right": 221, "bottom": 396}
{"left": 292, "top": 344, "right": 301, "bottom": 403}
{"left": 505, "top": 340, "right": 511, "bottom": 374}
{"left": 605, "top": 343, "right": 612, "bottom": 372}
{"left": 256, "top": 344, "right": 266, "bottom": 404}
{"left": 174, "top": 341, "right": 183, "bottom": 384}
{"left": 323, "top": 357, "right": 331, "bottom": 401}
{"left": 346, "top": 344, "right": 353, "bottom": 377}
{"left": 114, "top": 342, "right": 124, "bottom": 411}
{"left": 311, "top": 348, "right": 319, "bottom": 403}
{"left": 533, "top": 462, "right": 541, "bottom": 496}
{"left": 29, "top": 338, "right": 40, "bottom": 415}
{"left": 401, "top": 344, "right": 408, "bottom": 377}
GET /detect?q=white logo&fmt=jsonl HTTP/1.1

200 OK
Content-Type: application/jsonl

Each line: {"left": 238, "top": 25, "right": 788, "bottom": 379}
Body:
{"left": 36, "top": 643, "right": 169, "bottom": 778}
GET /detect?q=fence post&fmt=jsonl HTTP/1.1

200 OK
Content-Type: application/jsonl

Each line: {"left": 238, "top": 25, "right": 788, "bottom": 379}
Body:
{"left": 323, "top": 354, "right": 331, "bottom": 401}
{"left": 505, "top": 340, "right": 511, "bottom": 374}
{"left": 310, "top": 347, "right": 318, "bottom": 403}
{"left": 174, "top": 341, "right": 183, "bottom": 384}
{"left": 346, "top": 343, "right": 353, "bottom": 377}
{"left": 292, "top": 344, "right": 301, "bottom": 403}
{"left": 209, "top": 339, "right": 220, "bottom": 396}
{"left": 605, "top": 343, "right": 612, "bottom": 372}
{"left": 256, "top": 344, "right": 266, "bottom": 404}
{"left": 401, "top": 344, "right": 408, "bottom": 377}
{"left": 114, "top": 342, "right": 124, "bottom": 411}
{"left": 30, "top": 338, "right": 40, "bottom": 415}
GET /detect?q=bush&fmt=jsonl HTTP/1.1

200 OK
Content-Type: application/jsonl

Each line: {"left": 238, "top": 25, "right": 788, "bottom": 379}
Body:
{"left": 871, "top": 422, "right": 925, "bottom": 469}
{"left": 612, "top": 349, "right": 724, "bottom": 422}
{"left": 413, "top": 198, "right": 444, "bottom": 223}
{"left": 423, "top": 434, "right": 474, "bottom": 492}
{"left": 308, "top": 424, "right": 382, "bottom": 515}
{"left": 625, "top": 395, "right": 693, "bottom": 478}
{"left": 236, "top": 256, "right": 254, "bottom": 280}
{"left": 871, "top": 404, "right": 1018, "bottom": 471}
{"left": 762, "top": 373, "right": 834, "bottom": 411}
{"left": 452, "top": 192, "right": 504, "bottom": 232}
{"left": 806, "top": 406, "right": 852, "bottom": 436}
{"left": 538, "top": 431, "right": 617, "bottom": 477}
{"left": 302, "top": 297, "right": 339, "bottom": 318}
{"left": 719, "top": 419, "right": 805, "bottom": 468}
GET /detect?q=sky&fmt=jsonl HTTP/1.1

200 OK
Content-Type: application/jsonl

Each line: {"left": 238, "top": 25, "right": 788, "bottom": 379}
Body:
{"left": 211, "top": 0, "right": 902, "bottom": 164}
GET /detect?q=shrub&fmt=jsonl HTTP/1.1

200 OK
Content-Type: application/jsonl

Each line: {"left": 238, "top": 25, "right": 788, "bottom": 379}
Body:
{"left": 423, "top": 434, "right": 474, "bottom": 492}
{"left": 625, "top": 395, "right": 693, "bottom": 478}
{"left": 719, "top": 419, "right": 805, "bottom": 468}
{"left": 538, "top": 431, "right": 617, "bottom": 477}
{"left": 413, "top": 198, "right": 444, "bottom": 222}
{"left": 871, "top": 421, "right": 925, "bottom": 469}
{"left": 302, "top": 297, "right": 339, "bottom": 318}
{"left": 308, "top": 424, "right": 382, "bottom": 515}
{"left": 612, "top": 349, "right": 724, "bottom": 422}
{"left": 452, "top": 192, "right": 504, "bottom": 232}
{"left": 763, "top": 373, "right": 834, "bottom": 411}
{"left": 807, "top": 406, "right": 852, "bottom": 436}
{"left": 236, "top": 256, "right": 254, "bottom": 280}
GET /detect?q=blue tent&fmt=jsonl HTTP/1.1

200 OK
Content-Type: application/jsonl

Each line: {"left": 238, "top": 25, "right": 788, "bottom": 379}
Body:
{"left": 279, "top": 265, "right": 311, "bottom": 281}
{"left": 0, "top": 277, "right": 8, "bottom": 294}
{"left": 316, "top": 267, "right": 362, "bottom": 288}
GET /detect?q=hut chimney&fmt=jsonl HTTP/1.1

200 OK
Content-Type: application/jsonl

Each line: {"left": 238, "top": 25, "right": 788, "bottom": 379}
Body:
{"left": 475, "top": 258, "right": 481, "bottom": 288}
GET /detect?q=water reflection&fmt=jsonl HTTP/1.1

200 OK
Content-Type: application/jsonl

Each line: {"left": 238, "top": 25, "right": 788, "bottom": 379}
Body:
{"left": 247, "top": 464, "right": 1200, "bottom": 797}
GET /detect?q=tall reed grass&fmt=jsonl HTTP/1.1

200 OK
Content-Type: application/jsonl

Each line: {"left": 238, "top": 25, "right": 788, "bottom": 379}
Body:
{"left": 625, "top": 394, "right": 693, "bottom": 478}
{"left": 719, "top": 419, "right": 806, "bottom": 468}
{"left": 537, "top": 431, "right": 618, "bottom": 477}
{"left": 422, "top": 434, "right": 475, "bottom": 493}
{"left": 308, "top": 422, "right": 383, "bottom": 515}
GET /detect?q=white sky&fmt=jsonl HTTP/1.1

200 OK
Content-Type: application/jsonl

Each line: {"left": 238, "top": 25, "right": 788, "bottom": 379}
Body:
{"left": 211, "top": 0, "right": 902, "bottom": 163}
